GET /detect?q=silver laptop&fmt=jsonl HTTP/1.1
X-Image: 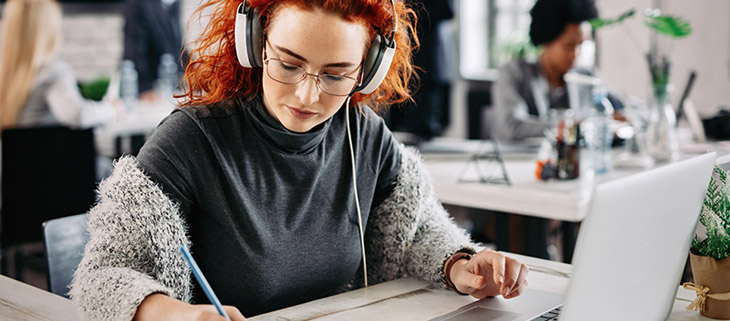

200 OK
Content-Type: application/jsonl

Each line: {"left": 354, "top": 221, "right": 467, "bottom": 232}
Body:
{"left": 431, "top": 152, "right": 717, "bottom": 321}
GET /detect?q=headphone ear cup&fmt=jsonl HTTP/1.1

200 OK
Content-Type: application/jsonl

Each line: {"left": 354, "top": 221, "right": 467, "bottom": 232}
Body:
{"left": 357, "top": 34, "right": 396, "bottom": 95}
{"left": 360, "top": 35, "right": 383, "bottom": 87}
{"left": 234, "top": 2, "right": 264, "bottom": 68}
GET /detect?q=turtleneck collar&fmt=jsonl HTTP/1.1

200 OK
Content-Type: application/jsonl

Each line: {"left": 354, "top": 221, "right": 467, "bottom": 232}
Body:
{"left": 246, "top": 96, "right": 333, "bottom": 155}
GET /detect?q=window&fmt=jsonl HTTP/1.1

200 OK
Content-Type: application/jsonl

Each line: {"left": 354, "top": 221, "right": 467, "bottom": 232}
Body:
{"left": 458, "top": 0, "right": 534, "bottom": 80}
{"left": 458, "top": 0, "right": 595, "bottom": 80}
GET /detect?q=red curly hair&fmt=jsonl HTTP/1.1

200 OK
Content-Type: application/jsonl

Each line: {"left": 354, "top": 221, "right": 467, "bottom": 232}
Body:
{"left": 180, "top": 0, "right": 419, "bottom": 114}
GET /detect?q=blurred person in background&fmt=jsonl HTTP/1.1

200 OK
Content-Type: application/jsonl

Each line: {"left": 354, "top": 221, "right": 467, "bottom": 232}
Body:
{"left": 491, "top": 0, "right": 601, "bottom": 141}
{"left": 489, "top": 0, "right": 606, "bottom": 262}
{"left": 123, "top": 0, "right": 185, "bottom": 101}
{"left": 0, "top": 0, "right": 117, "bottom": 135}
{"left": 387, "top": 0, "right": 454, "bottom": 143}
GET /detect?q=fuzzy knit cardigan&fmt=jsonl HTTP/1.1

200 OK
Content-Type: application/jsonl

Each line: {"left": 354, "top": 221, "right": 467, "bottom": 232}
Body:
{"left": 70, "top": 144, "right": 477, "bottom": 321}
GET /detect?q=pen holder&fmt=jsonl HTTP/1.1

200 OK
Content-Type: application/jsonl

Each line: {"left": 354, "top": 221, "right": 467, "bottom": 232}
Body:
{"left": 537, "top": 109, "right": 580, "bottom": 181}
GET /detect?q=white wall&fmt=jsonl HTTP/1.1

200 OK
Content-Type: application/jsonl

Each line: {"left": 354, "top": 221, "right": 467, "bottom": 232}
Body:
{"left": 595, "top": 0, "right": 730, "bottom": 117}
{"left": 58, "top": 9, "right": 123, "bottom": 81}
{"left": 54, "top": 0, "right": 201, "bottom": 82}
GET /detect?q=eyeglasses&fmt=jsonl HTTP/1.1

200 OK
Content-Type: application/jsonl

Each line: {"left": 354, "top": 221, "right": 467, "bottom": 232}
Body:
{"left": 263, "top": 42, "right": 360, "bottom": 97}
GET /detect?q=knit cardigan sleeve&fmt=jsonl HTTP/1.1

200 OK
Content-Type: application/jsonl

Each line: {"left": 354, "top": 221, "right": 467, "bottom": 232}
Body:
{"left": 69, "top": 156, "right": 193, "bottom": 321}
{"left": 365, "top": 144, "right": 478, "bottom": 287}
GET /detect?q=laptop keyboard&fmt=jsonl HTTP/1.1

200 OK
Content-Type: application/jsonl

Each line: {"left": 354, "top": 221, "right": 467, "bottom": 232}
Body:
{"left": 532, "top": 306, "right": 561, "bottom": 320}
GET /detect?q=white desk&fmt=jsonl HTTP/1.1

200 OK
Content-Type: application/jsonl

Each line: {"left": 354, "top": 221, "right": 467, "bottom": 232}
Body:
{"left": 251, "top": 253, "right": 712, "bottom": 321}
{"left": 106, "top": 98, "right": 178, "bottom": 137}
{"left": 94, "top": 99, "right": 176, "bottom": 157}
{"left": 0, "top": 254, "right": 710, "bottom": 320}
{"left": 421, "top": 138, "right": 705, "bottom": 222}
{"left": 425, "top": 155, "right": 593, "bottom": 222}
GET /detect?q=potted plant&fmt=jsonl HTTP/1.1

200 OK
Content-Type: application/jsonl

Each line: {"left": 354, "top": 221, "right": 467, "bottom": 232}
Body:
{"left": 683, "top": 165, "right": 730, "bottom": 319}
{"left": 591, "top": 9, "right": 691, "bottom": 162}
{"left": 590, "top": 8, "right": 691, "bottom": 92}
{"left": 78, "top": 76, "right": 111, "bottom": 101}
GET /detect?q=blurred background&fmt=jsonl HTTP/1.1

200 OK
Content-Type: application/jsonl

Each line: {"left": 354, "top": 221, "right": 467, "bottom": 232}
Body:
{"left": 0, "top": 0, "right": 726, "bottom": 291}
{"left": 448, "top": 0, "right": 726, "bottom": 141}
{"left": 0, "top": 0, "right": 720, "bottom": 140}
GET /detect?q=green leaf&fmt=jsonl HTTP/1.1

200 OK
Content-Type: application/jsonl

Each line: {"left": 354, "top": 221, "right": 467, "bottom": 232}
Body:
{"left": 694, "top": 165, "right": 730, "bottom": 260}
{"left": 643, "top": 14, "right": 691, "bottom": 38}
{"left": 589, "top": 9, "right": 635, "bottom": 30}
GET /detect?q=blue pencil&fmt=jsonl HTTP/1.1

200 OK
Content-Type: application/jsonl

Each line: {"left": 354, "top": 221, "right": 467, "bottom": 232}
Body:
{"left": 179, "top": 244, "right": 231, "bottom": 320}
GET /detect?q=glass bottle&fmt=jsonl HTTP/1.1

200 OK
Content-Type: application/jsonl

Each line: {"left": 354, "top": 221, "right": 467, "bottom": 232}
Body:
{"left": 156, "top": 53, "right": 179, "bottom": 99}
{"left": 583, "top": 86, "right": 614, "bottom": 174}
{"left": 119, "top": 60, "right": 139, "bottom": 112}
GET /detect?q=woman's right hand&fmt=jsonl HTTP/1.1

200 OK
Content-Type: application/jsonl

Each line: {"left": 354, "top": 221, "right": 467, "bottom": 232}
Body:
{"left": 134, "top": 293, "right": 247, "bottom": 321}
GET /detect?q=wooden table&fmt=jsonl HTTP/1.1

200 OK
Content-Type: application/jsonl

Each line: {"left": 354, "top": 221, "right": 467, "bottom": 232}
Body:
{"left": 251, "top": 253, "right": 712, "bottom": 321}
{"left": 0, "top": 275, "right": 81, "bottom": 321}
{"left": 0, "top": 253, "right": 712, "bottom": 320}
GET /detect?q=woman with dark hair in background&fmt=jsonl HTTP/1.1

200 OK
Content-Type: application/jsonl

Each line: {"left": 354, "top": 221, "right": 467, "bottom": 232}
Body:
{"left": 487, "top": 0, "right": 609, "bottom": 263}
{"left": 491, "top": 0, "right": 599, "bottom": 141}
{"left": 122, "top": 0, "right": 185, "bottom": 101}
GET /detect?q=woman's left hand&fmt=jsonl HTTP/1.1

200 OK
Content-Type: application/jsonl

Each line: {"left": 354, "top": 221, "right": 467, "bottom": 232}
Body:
{"left": 449, "top": 250, "right": 529, "bottom": 299}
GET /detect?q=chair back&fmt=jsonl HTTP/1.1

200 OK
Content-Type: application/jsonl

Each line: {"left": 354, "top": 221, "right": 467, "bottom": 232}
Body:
{"left": 42, "top": 213, "right": 89, "bottom": 297}
{"left": 1, "top": 126, "right": 96, "bottom": 247}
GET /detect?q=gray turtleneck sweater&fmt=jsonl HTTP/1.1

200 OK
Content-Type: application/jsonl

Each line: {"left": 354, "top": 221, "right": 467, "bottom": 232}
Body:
{"left": 136, "top": 96, "right": 401, "bottom": 315}
{"left": 70, "top": 96, "right": 477, "bottom": 320}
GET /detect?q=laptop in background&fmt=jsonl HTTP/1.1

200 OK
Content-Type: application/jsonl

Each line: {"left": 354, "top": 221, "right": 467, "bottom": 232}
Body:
{"left": 431, "top": 152, "right": 716, "bottom": 321}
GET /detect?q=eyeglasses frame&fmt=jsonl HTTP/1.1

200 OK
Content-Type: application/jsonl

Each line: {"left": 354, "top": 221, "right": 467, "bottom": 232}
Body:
{"left": 262, "top": 39, "right": 362, "bottom": 97}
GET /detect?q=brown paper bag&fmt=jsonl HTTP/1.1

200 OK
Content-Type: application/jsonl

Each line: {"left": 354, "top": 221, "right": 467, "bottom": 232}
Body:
{"left": 690, "top": 253, "right": 730, "bottom": 319}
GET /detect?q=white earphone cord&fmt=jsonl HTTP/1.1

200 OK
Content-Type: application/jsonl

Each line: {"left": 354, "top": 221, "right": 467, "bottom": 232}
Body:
{"left": 345, "top": 97, "right": 368, "bottom": 287}
{"left": 345, "top": 0, "right": 398, "bottom": 289}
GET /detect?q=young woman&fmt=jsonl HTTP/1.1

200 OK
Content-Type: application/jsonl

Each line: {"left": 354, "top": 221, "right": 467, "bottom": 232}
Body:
{"left": 491, "top": 0, "right": 599, "bottom": 141}
{"left": 0, "top": 0, "right": 115, "bottom": 133}
{"left": 70, "top": 1, "right": 529, "bottom": 320}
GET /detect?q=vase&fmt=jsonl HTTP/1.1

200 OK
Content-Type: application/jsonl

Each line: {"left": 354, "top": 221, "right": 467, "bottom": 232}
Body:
{"left": 689, "top": 253, "right": 730, "bottom": 319}
{"left": 645, "top": 84, "right": 679, "bottom": 162}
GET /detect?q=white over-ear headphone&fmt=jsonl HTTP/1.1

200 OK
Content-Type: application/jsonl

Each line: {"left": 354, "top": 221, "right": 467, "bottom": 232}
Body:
{"left": 234, "top": 0, "right": 398, "bottom": 95}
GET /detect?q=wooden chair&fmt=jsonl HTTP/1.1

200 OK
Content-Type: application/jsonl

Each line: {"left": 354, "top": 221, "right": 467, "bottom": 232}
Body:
{"left": 42, "top": 213, "right": 89, "bottom": 297}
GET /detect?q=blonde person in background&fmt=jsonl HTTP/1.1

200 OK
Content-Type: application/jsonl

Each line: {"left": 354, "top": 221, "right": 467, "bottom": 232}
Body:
{"left": 0, "top": 0, "right": 117, "bottom": 134}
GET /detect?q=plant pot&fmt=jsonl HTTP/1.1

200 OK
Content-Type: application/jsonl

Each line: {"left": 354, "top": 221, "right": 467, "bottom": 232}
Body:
{"left": 690, "top": 252, "right": 730, "bottom": 319}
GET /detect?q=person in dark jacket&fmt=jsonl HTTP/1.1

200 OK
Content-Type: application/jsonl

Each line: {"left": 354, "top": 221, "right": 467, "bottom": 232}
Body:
{"left": 122, "top": 0, "right": 184, "bottom": 100}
